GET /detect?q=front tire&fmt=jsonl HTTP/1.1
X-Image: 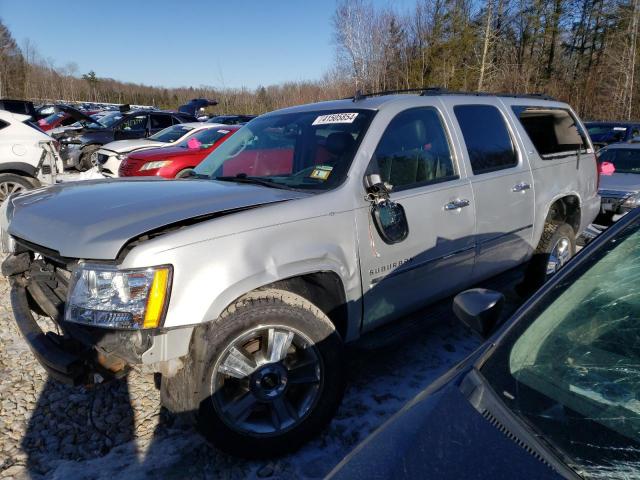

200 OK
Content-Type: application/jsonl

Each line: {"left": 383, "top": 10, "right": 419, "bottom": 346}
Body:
{"left": 521, "top": 222, "right": 576, "bottom": 293}
{"left": 79, "top": 145, "right": 100, "bottom": 171}
{"left": 192, "top": 289, "right": 345, "bottom": 457}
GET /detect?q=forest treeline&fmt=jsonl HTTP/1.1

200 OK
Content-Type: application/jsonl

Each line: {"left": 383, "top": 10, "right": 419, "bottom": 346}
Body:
{"left": 1, "top": 0, "right": 639, "bottom": 120}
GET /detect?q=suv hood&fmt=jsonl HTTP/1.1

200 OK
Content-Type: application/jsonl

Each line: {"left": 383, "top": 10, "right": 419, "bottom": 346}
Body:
{"left": 599, "top": 172, "right": 640, "bottom": 193}
{"left": 7, "top": 179, "right": 307, "bottom": 260}
{"left": 100, "top": 139, "right": 164, "bottom": 154}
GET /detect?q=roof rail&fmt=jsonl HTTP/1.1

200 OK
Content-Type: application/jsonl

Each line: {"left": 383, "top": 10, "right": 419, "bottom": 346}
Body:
{"left": 347, "top": 87, "right": 556, "bottom": 102}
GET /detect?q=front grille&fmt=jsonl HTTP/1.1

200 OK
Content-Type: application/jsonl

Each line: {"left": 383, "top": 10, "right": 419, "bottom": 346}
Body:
{"left": 118, "top": 159, "right": 139, "bottom": 177}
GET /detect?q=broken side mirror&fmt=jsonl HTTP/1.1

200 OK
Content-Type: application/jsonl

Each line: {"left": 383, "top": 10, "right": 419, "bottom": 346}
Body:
{"left": 365, "top": 174, "right": 409, "bottom": 244}
{"left": 453, "top": 289, "right": 505, "bottom": 338}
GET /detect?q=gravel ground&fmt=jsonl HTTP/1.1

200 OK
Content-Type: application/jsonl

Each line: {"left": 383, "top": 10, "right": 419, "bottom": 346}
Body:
{"left": 0, "top": 261, "right": 526, "bottom": 479}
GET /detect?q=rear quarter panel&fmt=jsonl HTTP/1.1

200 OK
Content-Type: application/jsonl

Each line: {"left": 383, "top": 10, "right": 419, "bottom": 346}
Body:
{"left": 498, "top": 99, "right": 599, "bottom": 247}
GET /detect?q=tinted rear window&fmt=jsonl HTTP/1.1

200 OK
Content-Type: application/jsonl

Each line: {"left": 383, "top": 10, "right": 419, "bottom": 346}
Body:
{"left": 454, "top": 105, "right": 517, "bottom": 174}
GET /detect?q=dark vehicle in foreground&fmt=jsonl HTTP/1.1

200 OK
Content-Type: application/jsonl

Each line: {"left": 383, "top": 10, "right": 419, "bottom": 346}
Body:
{"left": 207, "top": 114, "right": 256, "bottom": 125}
{"left": 330, "top": 209, "right": 640, "bottom": 480}
{"left": 596, "top": 143, "right": 640, "bottom": 223}
{"left": 119, "top": 125, "right": 240, "bottom": 178}
{"left": 52, "top": 105, "right": 197, "bottom": 171}
{"left": 586, "top": 121, "right": 640, "bottom": 148}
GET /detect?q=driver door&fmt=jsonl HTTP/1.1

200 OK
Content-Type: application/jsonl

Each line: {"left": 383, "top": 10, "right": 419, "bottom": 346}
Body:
{"left": 356, "top": 107, "right": 476, "bottom": 332}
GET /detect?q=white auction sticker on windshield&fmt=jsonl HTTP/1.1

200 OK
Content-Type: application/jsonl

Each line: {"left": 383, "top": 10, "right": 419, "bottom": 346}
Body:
{"left": 312, "top": 112, "right": 359, "bottom": 125}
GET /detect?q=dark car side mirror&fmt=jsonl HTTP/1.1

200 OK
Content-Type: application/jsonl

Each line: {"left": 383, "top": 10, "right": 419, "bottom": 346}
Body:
{"left": 453, "top": 289, "right": 505, "bottom": 338}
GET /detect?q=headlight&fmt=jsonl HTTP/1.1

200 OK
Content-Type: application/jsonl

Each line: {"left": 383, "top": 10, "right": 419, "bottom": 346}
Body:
{"left": 65, "top": 264, "right": 172, "bottom": 329}
{"left": 117, "top": 153, "right": 127, "bottom": 161}
{"left": 141, "top": 160, "right": 172, "bottom": 171}
{"left": 623, "top": 193, "right": 640, "bottom": 209}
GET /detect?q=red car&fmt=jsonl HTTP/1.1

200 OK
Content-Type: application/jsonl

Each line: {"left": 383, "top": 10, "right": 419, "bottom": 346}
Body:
{"left": 37, "top": 110, "right": 99, "bottom": 131}
{"left": 119, "top": 124, "right": 240, "bottom": 178}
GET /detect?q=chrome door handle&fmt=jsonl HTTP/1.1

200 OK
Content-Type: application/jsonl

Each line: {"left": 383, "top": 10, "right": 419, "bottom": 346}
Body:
{"left": 444, "top": 199, "right": 470, "bottom": 211}
{"left": 512, "top": 182, "right": 531, "bottom": 192}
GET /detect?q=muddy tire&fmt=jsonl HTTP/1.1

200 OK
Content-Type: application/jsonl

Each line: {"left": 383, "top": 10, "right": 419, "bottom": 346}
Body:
{"left": 79, "top": 145, "right": 100, "bottom": 171}
{"left": 167, "top": 289, "right": 346, "bottom": 458}
{"left": 520, "top": 222, "right": 576, "bottom": 294}
{"left": 0, "top": 174, "right": 36, "bottom": 202}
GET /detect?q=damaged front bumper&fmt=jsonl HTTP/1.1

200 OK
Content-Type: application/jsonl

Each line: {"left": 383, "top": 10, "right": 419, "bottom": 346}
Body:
{"left": 3, "top": 253, "right": 155, "bottom": 385}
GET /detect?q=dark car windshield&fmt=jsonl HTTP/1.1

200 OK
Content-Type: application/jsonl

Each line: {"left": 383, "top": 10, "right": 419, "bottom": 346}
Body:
{"left": 94, "top": 112, "right": 123, "bottom": 128}
{"left": 149, "top": 124, "right": 195, "bottom": 143}
{"left": 481, "top": 218, "right": 640, "bottom": 478}
{"left": 598, "top": 148, "right": 640, "bottom": 174}
{"left": 178, "top": 127, "right": 231, "bottom": 149}
{"left": 195, "top": 109, "right": 375, "bottom": 191}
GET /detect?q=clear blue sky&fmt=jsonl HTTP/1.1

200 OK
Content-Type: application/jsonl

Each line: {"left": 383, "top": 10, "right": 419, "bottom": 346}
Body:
{"left": 0, "top": 0, "right": 414, "bottom": 91}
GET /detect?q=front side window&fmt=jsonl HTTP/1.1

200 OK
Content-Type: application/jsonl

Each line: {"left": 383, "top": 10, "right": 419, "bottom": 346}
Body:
{"left": 367, "top": 107, "right": 456, "bottom": 190}
{"left": 119, "top": 115, "right": 147, "bottom": 132}
{"left": 149, "top": 124, "right": 195, "bottom": 143}
{"left": 514, "top": 106, "right": 588, "bottom": 159}
{"left": 482, "top": 220, "right": 640, "bottom": 476}
{"left": 195, "top": 109, "right": 374, "bottom": 190}
{"left": 454, "top": 105, "right": 518, "bottom": 174}
{"left": 599, "top": 148, "right": 640, "bottom": 174}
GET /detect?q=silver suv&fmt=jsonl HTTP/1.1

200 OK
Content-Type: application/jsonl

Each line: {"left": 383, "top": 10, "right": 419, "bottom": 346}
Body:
{"left": 0, "top": 91, "right": 600, "bottom": 457}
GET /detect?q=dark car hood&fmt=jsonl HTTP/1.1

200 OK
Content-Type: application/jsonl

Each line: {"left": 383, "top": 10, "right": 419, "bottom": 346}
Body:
{"left": 7, "top": 179, "right": 307, "bottom": 260}
{"left": 329, "top": 379, "right": 562, "bottom": 480}
{"left": 599, "top": 172, "right": 640, "bottom": 193}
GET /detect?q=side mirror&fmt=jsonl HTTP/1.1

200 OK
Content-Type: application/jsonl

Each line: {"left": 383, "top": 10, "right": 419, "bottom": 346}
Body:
{"left": 365, "top": 174, "right": 409, "bottom": 244}
{"left": 453, "top": 289, "right": 505, "bottom": 337}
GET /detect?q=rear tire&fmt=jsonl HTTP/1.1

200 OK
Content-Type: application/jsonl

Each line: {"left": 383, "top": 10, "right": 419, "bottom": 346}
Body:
{"left": 79, "top": 145, "right": 100, "bottom": 172}
{"left": 0, "top": 174, "right": 36, "bottom": 202}
{"left": 520, "top": 222, "right": 576, "bottom": 294}
{"left": 186, "top": 289, "right": 346, "bottom": 458}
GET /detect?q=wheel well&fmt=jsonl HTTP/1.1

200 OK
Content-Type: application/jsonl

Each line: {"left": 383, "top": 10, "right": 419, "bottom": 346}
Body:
{"left": 266, "top": 272, "right": 349, "bottom": 339}
{"left": 546, "top": 195, "right": 581, "bottom": 232}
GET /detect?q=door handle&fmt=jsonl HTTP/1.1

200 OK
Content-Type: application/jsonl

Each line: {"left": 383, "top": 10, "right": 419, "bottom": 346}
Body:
{"left": 444, "top": 199, "right": 470, "bottom": 211}
{"left": 512, "top": 182, "right": 531, "bottom": 192}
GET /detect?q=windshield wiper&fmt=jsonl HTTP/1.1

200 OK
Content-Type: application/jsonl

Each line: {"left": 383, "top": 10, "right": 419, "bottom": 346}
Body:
{"left": 214, "top": 175, "right": 291, "bottom": 190}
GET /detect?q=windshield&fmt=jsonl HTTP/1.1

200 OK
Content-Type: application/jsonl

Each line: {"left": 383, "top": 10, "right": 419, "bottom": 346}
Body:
{"left": 481, "top": 219, "right": 640, "bottom": 478}
{"left": 178, "top": 127, "right": 231, "bottom": 149}
{"left": 587, "top": 124, "right": 635, "bottom": 144}
{"left": 195, "top": 109, "right": 374, "bottom": 190}
{"left": 598, "top": 148, "right": 640, "bottom": 174}
{"left": 149, "top": 124, "right": 195, "bottom": 143}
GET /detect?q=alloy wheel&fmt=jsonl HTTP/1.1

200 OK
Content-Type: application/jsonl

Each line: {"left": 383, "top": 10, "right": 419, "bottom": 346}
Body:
{"left": 0, "top": 181, "right": 26, "bottom": 202}
{"left": 211, "top": 325, "right": 323, "bottom": 436}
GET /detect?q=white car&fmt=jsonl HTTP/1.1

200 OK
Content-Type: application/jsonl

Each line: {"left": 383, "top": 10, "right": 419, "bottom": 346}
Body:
{"left": 95, "top": 122, "right": 225, "bottom": 176}
{"left": 0, "top": 110, "right": 63, "bottom": 201}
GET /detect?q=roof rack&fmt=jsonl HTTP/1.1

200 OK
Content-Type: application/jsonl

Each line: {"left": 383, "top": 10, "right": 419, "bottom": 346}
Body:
{"left": 347, "top": 87, "right": 556, "bottom": 102}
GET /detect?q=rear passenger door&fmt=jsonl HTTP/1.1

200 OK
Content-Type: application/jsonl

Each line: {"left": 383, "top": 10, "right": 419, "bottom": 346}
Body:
{"left": 357, "top": 106, "right": 476, "bottom": 332}
{"left": 451, "top": 103, "right": 534, "bottom": 281}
